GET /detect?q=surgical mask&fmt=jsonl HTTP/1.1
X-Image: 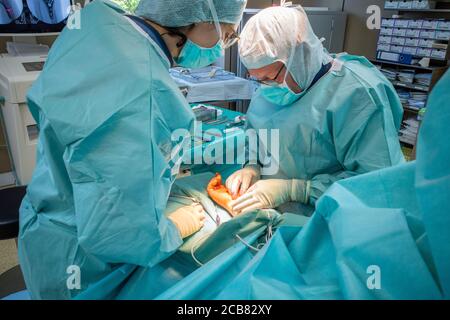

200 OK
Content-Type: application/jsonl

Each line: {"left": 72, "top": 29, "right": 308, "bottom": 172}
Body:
{"left": 259, "top": 81, "right": 305, "bottom": 106}
{"left": 175, "top": 39, "right": 224, "bottom": 69}
{"left": 174, "top": 0, "right": 226, "bottom": 69}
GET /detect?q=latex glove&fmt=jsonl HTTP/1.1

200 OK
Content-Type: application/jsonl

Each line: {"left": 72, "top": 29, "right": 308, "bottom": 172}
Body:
{"left": 225, "top": 165, "right": 261, "bottom": 199}
{"left": 230, "top": 179, "right": 310, "bottom": 215}
{"left": 168, "top": 204, "right": 206, "bottom": 239}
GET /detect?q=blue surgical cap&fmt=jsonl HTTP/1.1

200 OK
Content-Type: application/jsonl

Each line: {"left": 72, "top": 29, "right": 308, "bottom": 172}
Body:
{"left": 135, "top": 0, "right": 247, "bottom": 27}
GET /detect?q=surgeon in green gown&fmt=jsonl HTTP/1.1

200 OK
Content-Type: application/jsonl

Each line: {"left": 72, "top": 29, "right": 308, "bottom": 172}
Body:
{"left": 18, "top": 0, "right": 247, "bottom": 299}
{"left": 226, "top": 5, "right": 405, "bottom": 216}
{"left": 156, "top": 56, "right": 450, "bottom": 302}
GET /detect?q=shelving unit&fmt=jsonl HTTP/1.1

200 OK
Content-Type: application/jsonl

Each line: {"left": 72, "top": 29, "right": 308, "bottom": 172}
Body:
{"left": 386, "top": 9, "right": 450, "bottom": 12}
{"left": 376, "top": 0, "right": 450, "bottom": 160}
{"left": 385, "top": 0, "right": 450, "bottom": 11}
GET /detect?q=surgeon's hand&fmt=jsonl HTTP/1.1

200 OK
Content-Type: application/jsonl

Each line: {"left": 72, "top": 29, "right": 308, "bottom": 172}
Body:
{"left": 230, "top": 179, "right": 308, "bottom": 215}
{"left": 225, "top": 165, "right": 261, "bottom": 199}
{"left": 168, "top": 204, "right": 206, "bottom": 239}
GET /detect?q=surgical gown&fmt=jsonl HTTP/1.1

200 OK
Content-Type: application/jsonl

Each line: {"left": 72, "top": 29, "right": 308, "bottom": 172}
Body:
{"left": 18, "top": 0, "right": 195, "bottom": 299}
{"left": 247, "top": 54, "right": 405, "bottom": 215}
{"left": 157, "top": 70, "right": 450, "bottom": 300}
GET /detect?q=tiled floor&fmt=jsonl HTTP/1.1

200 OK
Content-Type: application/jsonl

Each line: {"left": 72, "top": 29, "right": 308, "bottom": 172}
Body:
{"left": 0, "top": 239, "right": 19, "bottom": 276}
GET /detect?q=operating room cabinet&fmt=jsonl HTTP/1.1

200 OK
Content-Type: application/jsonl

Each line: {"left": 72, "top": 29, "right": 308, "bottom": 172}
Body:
{"left": 307, "top": 11, "right": 347, "bottom": 54}
{"left": 226, "top": 9, "right": 347, "bottom": 113}
{"left": 0, "top": 55, "right": 44, "bottom": 186}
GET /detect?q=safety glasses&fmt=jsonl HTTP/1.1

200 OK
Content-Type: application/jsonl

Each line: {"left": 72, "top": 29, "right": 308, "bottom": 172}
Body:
{"left": 206, "top": 0, "right": 240, "bottom": 50}
{"left": 253, "top": 64, "right": 286, "bottom": 86}
{"left": 222, "top": 30, "right": 240, "bottom": 49}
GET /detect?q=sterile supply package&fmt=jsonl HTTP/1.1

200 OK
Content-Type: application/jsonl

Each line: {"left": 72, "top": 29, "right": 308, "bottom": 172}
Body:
{"left": 170, "top": 66, "right": 236, "bottom": 83}
{"left": 192, "top": 105, "right": 223, "bottom": 122}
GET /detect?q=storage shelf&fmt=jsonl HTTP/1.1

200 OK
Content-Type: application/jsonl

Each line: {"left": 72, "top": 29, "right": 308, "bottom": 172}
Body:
{"left": 382, "top": 3, "right": 450, "bottom": 160}
{"left": 392, "top": 80, "right": 430, "bottom": 91}
{"left": 385, "top": 9, "right": 450, "bottom": 13}
{"left": 370, "top": 58, "right": 447, "bottom": 70}
{"left": 379, "top": 32, "right": 450, "bottom": 42}
{"left": 399, "top": 138, "right": 416, "bottom": 146}
{"left": 403, "top": 106, "right": 422, "bottom": 113}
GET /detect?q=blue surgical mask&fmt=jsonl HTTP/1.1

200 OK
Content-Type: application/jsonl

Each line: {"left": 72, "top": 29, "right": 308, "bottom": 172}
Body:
{"left": 259, "top": 82, "right": 305, "bottom": 106}
{"left": 175, "top": 39, "right": 224, "bottom": 69}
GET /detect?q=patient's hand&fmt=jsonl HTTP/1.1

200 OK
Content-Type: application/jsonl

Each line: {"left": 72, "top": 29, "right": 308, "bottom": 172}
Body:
{"left": 207, "top": 173, "right": 238, "bottom": 217}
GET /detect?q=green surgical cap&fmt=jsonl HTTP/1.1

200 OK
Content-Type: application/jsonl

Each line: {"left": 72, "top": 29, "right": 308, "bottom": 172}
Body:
{"left": 135, "top": 0, "right": 247, "bottom": 27}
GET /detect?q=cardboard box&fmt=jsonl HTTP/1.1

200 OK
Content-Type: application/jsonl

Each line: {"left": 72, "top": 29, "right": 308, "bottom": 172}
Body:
{"left": 377, "top": 43, "right": 391, "bottom": 52}
{"left": 412, "top": 0, "right": 436, "bottom": 10}
{"left": 420, "top": 30, "right": 436, "bottom": 39}
{"left": 398, "top": 0, "right": 413, "bottom": 9}
{"left": 381, "top": 27, "right": 394, "bottom": 36}
{"left": 403, "top": 46, "right": 418, "bottom": 55}
{"left": 382, "top": 18, "right": 396, "bottom": 27}
{"left": 385, "top": 1, "right": 399, "bottom": 9}
{"left": 392, "top": 37, "right": 406, "bottom": 46}
{"left": 437, "top": 21, "right": 450, "bottom": 31}
{"left": 405, "top": 38, "right": 420, "bottom": 46}
{"left": 436, "top": 30, "right": 450, "bottom": 40}
{"left": 406, "top": 29, "right": 421, "bottom": 37}
{"left": 391, "top": 45, "right": 404, "bottom": 53}
{"left": 409, "top": 19, "right": 424, "bottom": 29}
{"left": 379, "top": 36, "right": 392, "bottom": 44}
{"left": 419, "top": 38, "right": 434, "bottom": 48}
{"left": 392, "top": 28, "right": 407, "bottom": 37}
{"left": 395, "top": 19, "right": 410, "bottom": 28}
{"left": 417, "top": 47, "right": 432, "bottom": 57}
{"left": 422, "top": 20, "right": 439, "bottom": 30}
{"left": 431, "top": 49, "right": 447, "bottom": 59}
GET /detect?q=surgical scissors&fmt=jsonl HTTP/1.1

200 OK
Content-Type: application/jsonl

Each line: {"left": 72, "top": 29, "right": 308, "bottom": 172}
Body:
{"left": 169, "top": 194, "right": 200, "bottom": 205}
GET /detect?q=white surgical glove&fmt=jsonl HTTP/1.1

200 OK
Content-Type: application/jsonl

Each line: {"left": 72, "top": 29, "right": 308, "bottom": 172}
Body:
{"left": 225, "top": 165, "right": 261, "bottom": 199}
{"left": 230, "top": 179, "right": 310, "bottom": 215}
{"left": 168, "top": 204, "right": 206, "bottom": 239}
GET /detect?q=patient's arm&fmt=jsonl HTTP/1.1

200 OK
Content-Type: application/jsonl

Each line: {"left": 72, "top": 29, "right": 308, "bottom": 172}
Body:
{"left": 207, "top": 173, "right": 238, "bottom": 217}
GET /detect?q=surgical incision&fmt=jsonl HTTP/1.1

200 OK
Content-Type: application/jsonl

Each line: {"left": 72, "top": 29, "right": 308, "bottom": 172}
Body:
{"left": 207, "top": 173, "right": 237, "bottom": 217}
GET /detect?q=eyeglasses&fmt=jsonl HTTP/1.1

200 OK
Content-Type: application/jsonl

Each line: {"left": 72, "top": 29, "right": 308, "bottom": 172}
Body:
{"left": 222, "top": 30, "right": 240, "bottom": 49}
{"left": 253, "top": 64, "right": 286, "bottom": 86}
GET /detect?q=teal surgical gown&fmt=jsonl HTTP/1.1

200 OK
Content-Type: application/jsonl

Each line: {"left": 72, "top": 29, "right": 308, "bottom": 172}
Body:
{"left": 247, "top": 54, "right": 405, "bottom": 215}
{"left": 18, "top": 0, "right": 196, "bottom": 299}
{"left": 157, "top": 70, "right": 450, "bottom": 300}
